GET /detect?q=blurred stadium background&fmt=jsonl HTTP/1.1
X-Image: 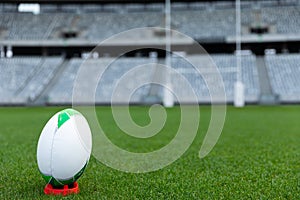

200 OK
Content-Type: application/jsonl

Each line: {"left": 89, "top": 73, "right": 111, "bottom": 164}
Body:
{"left": 1, "top": 0, "right": 300, "bottom": 106}
{"left": 1, "top": 1, "right": 300, "bottom": 199}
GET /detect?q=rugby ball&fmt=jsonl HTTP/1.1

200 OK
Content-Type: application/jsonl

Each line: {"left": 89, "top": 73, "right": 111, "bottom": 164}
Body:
{"left": 37, "top": 108, "right": 92, "bottom": 187}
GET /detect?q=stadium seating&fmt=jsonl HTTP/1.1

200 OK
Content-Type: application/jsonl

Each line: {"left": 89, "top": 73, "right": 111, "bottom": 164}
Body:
{"left": 0, "top": 57, "right": 41, "bottom": 103}
{"left": 79, "top": 12, "right": 163, "bottom": 40}
{"left": 257, "top": 6, "right": 300, "bottom": 34}
{"left": 48, "top": 57, "right": 153, "bottom": 104}
{"left": 265, "top": 54, "right": 300, "bottom": 102}
{"left": 47, "top": 58, "right": 82, "bottom": 104}
{"left": 3, "top": 13, "right": 54, "bottom": 40}
{"left": 46, "top": 54, "right": 260, "bottom": 104}
{"left": 171, "top": 54, "right": 260, "bottom": 103}
{"left": 0, "top": 57, "right": 63, "bottom": 104}
{"left": 172, "top": 9, "right": 236, "bottom": 40}
{"left": 1, "top": 4, "right": 300, "bottom": 41}
{"left": 17, "top": 57, "right": 63, "bottom": 102}
{"left": 0, "top": 2, "right": 300, "bottom": 105}
{"left": 2, "top": 53, "right": 300, "bottom": 104}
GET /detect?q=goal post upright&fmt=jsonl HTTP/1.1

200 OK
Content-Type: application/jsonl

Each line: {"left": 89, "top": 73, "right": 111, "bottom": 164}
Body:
{"left": 163, "top": 0, "right": 174, "bottom": 108}
{"left": 234, "top": 0, "right": 245, "bottom": 107}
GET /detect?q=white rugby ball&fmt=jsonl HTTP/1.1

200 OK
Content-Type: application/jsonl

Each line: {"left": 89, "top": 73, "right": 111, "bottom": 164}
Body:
{"left": 37, "top": 108, "right": 92, "bottom": 187}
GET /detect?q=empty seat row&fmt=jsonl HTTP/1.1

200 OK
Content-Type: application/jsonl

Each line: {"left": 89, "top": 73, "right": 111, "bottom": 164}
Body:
{"left": 1, "top": 5, "right": 300, "bottom": 41}
{"left": 265, "top": 54, "right": 300, "bottom": 102}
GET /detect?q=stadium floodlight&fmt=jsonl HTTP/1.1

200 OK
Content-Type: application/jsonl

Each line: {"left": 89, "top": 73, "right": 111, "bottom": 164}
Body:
{"left": 234, "top": 0, "right": 245, "bottom": 107}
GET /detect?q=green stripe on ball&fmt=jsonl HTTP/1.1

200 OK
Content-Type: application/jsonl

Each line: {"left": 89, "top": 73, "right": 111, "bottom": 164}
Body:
{"left": 57, "top": 111, "right": 70, "bottom": 129}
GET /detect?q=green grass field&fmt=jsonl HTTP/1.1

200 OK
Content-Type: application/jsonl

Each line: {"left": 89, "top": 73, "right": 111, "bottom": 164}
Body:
{"left": 0, "top": 106, "right": 299, "bottom": 199}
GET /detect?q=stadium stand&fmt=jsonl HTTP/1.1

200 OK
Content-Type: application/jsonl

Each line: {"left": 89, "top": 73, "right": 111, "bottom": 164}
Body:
{"left": 47, "top": 58, "right": 82, "bottom": 104}
{"left": 6, "top": 13, "right": 54, "bottom": 40}
{"left": 171, "top": 54, "right": 260, "bottom": 103}
{"left": 172, "top": 9, "right": 236, "bottom": 40}
{"left": 17, "top": 57, "right": 63, "bottom": 102}
{"left": 47, "top": 54, "right": 259, "bottom": 104}
{"left": 0, "top": 57, "right": 42, "bottom": 104}
{"left": 0, "top": 57, "right": 63, "bottom": 104}
{"left": 257, "top": 6, "right": 300, "bottom": 34}
{"left": 1, "top": 4, "right": 300, "bottom": 41}
{"left": 265, "top": 54, "right": 300, "bottom": 102}
{"left": 80, "top": 12, "right": 163, "bottom": 40}
{"left": 47, "top": 57, "right": 153, "bottom": 104}
{"left": 9, "top": 52, "right": 300, "bottom": 105}
{"left": 6, "top": 53, "right": 300, "bottom": 104}
{"left": 0, "top": 1, "right": 300, "bottom": 105}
